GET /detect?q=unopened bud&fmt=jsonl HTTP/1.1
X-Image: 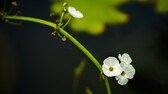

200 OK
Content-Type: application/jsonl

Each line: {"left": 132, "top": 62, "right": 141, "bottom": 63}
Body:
{"left": 61, "top": 36, "right": 66, "bottom": 41}
{"left": 63, "top": 2, "right": 68, "bottom": 7}
{"left": 63, "top": 7, "right": 67, "bottom": 12}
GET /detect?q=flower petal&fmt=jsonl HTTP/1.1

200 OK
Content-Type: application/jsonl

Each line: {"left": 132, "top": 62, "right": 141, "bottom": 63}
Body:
{"left": 113, "top": 66, "right": 122, "bottom": 76}
{"left": 115, "top": 75, "right": 128, "bottom": 86}
{"left": 68, "top": 7, "right": 76, "bottom": 13}
{"left": 102, "top": 57, "right": 122, "bottom": 77}
{"left": 125, "top": 65, "right": 135, "bottom": 79}
{"left": 120, "top": 62, "right": 135, "bottom": 79}
{"left": 68, "top": 6, "right": 83, "bottom": 18}
{"left": 102, "top": 66, "right": 111, "bottom": 77}
{"left": 103, "top": 57, "right": 119, "bottom": 66}
{"left": 118, "top": 53, "right": 132, "bottom": 64}
{"left": 74, "top": 11, "right": 83, "bottom": 18}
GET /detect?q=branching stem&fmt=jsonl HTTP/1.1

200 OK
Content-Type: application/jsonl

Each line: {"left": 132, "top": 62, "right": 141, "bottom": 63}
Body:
{"left": 3, "top": 15, "right": 111, "bottom": 94}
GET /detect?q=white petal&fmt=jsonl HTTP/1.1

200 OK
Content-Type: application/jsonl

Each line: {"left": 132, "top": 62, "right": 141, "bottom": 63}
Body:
{"left": 119, "top": 62, "right": 126, "bottom": 68}
{"left": 68, "top": 6, "right": 83, "bottom": 18}
{"left": 118, "top": 54, "right": 122, "bottom": 60}
{"left": 103, "top": 57, "right": 119, "bottom": 66}
{"left": 125, "top": 65, "right": 135, "bottom": 79}
{"left": 102, "top": 67, "right": 111, "bottom": 77}
{"left": 118, "top": 53, "right": 132, "bottom": 64}
{"left": 102, "top": 64, "right": 114, "bottom": 77}
{"left": 102, "top": 63, "right": 111, "bottom": 77}
{"left": 102, "top": 57, "right": 122, "bottom": 77}
{"left": 73, "top": 11, "right": 83, "bottom": 18}
{"left": 115, "top": 75, "right": 128, "bottom": 86}
{"left": 120, "top": 62, "right": 135, "bottom": 79}
{"left": 68, "top": 6, "right": 76, "bottom": 15}
{"left": 113, "top": 66, "right": 122, "bottom": 76}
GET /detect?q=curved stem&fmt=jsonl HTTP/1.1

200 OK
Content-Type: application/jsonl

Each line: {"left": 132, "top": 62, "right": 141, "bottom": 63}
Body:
{"left": 4, "top": 15, "right": 101, "bottom": 70}
{"left": 3, "top": 15, "right": 111, "bottom": 94}
{"left": 59, "top": 28, "right": 102, "bottom": 71}
{"left": 105, "top": 77, "right": 111, "bottom": 94}
{"left": 62, "top": 17, "right": 72, "bottom": 28}
{"left": 4, "top": 16, "right": 56, "bottom": 27}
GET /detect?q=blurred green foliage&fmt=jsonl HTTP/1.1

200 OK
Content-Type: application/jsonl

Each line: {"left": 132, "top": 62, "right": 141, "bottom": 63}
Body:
{"left": 73, "top": 59, "right": 86, "bottom": 94}
{"left": 156, "top": 0, "right": 168, "bottom": 13}
{"left": 74, "top": 59, "right": 86, "bottom": 77}
{"left": 50, "top": 0, "right": 168, "bottom": 35}
{"left": 85, "top": 87, "right": 93, "bottom": 94}
{"left": 50, "top": 0, "right": 129, "bottom": 35}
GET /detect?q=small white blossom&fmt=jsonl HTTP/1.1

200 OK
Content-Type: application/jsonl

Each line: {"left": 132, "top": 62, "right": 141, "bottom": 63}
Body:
{"left": 118, "top": 53, "right": 132, "bottom": 64}
{"left": 102, "top": 57, "right": 122, "bottom": 77}
{"left": 115, "top": 62, "right": 135, "bottom": 85}
{"left": 68, "top": 6, "right": 83, "bottom": 18}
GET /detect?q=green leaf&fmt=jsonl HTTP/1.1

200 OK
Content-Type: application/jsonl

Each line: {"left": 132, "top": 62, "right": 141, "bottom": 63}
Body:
{"left": 156, "top": 0, "right": 168, "bottom": 13}
{"left": 50, "top": 0, "right": 129, "bottom": 35}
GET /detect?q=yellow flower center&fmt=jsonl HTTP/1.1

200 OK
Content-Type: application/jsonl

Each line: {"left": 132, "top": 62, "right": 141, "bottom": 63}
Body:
{"left": 109, "top": 67, "right": 114, "bottom": 72}
{"left": 121, "top": 71, "right": 126, "bottom": 76}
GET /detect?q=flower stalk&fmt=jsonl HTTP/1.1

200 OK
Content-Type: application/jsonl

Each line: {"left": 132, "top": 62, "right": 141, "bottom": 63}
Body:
{"left": 3, "top": 15, "right": 111, "bottom": 94}
{"left": 62, "top": 17, "right": 72, "bottom": 28}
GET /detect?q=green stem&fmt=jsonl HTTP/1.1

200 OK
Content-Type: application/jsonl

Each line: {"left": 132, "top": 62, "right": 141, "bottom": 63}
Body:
{"left": 59, "top": 11, "right": 65, "bottom": 25}
{"left": 105, "top": 77, "right": 111, "bottom": 94}
{"left": 59, "top": 28, "right": 101, "bottom": 70}
{"left": 62, "top": 17, "right": 72, "bottom": 28}
{"left": 3, "top": 15, "right": 111, "bottom": 94}
{"left": 3, "top": 16, "right": 56, "bottom": 27}
{"left": 4, "top": 15, "right": 101, "bottom": 70}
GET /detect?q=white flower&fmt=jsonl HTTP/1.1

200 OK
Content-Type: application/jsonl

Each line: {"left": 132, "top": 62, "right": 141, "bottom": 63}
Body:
{"left": 115, "top": 62, "right": 135, "bottom": 85}
{"left": 102, "top": 57, "right": 122, "bottom": 77}
{"left": 68, "top": 6, "right": 83, "bottom": 18}
{"left": 118, "top": 53, "right": 132, "bottom": 64}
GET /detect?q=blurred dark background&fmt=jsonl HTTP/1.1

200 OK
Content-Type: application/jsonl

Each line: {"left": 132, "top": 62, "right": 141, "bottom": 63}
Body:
{"left": 0, "top": 0, "right": 168, "bottom": 94}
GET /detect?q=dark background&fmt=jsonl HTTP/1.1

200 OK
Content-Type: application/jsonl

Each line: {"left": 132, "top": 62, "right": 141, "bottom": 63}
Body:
{"left": 0, "top": 0, "right": 168, "bottom": 94}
